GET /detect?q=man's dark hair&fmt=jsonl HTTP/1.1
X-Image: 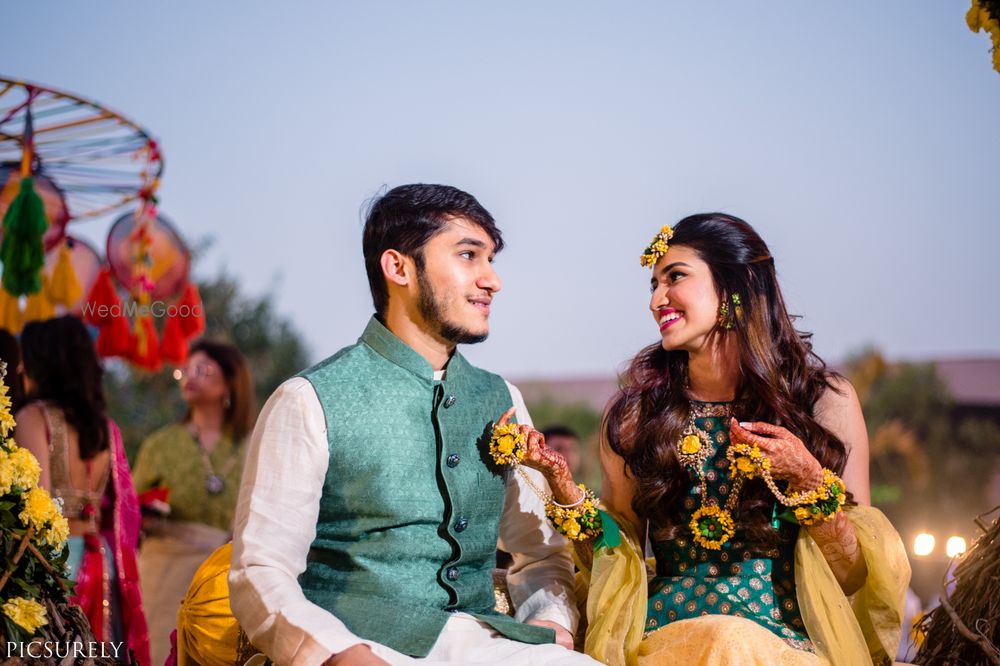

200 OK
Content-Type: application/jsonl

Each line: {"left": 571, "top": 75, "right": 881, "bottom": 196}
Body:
{"left": 542, "top": 425, "right": 579, "bottom": 440}
{"left": 362, "top": 183, "right": 503, "bottom": 316}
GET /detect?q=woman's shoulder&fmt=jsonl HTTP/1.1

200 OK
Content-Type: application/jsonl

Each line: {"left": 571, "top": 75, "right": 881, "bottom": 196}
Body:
{"left": 814, "top": 374, "right": 865, "bottom": 440}
{"left": 14, "top": 400, "right": 53, "bottom": 432}
{"left": 815, "top": 374, "right": 860, "bottom": 414}
{"left": 14, "top": 399, "right": 47, "bottom": 420}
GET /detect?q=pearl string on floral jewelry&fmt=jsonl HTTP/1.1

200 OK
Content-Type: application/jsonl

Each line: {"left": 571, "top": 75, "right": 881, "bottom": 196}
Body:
{"left": 726, "top": 440, "right": 847, "bottom": 526}
{"left": 675, "top": 404, "right": 745, "bottom": 550}
{"left": 488, "top": 423, "right": 601, "bottom": 541}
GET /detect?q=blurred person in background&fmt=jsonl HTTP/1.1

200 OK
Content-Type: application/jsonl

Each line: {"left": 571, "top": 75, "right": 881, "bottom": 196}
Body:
{"left": 15, "top": 315, "right": 149, "bottom": 662}
{"left": 132, "top": 339, "right": 254, "bottom": 665}
{"left": 541, "top": 425, "right": 581, "bottom": 477}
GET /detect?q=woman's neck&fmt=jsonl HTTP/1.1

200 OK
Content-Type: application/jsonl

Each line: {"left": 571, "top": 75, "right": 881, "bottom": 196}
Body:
{"left": 687, "top": 337, "right": 741, "bottom": 402}
{"left": 189, "top": 406, "right": 225, "bottom": 448}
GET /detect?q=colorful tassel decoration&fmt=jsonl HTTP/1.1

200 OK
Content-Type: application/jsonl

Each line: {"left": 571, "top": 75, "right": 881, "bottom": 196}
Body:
{"left": 95, "top": 312, "right": 131, "bottom": 359}
{"left": 159, "top": 314, "right": 188, "bottom": 365}
{"left": 23, "top": 274, "right": 55, "bottom": 323}
{"left": 174, "top": 282, "right": 206, "bottom": 339}
{"left": 0, "top": 177, "right": 48, "bottom": 296}
{"left": 48, "top": 241, "right": 83, "bottom": 307}
{"left": 128, "top": 315, "right": 161, "bottom": 371}
{"left": 0, "top": 289, "right": 23, "bottom": 334}
{"left": 82, "top": 268, "right": 120, "bottom": 327}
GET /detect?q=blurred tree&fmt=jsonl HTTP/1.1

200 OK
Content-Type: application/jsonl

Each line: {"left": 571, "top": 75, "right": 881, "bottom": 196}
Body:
{"left": 844, "top": 348, "right": 1000, "bottom": 536}
{"left": 105, "top": 268, "right": 310, "bottom": 461}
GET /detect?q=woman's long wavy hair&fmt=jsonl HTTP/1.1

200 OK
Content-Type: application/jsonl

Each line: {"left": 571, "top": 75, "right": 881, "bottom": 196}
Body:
{"left": 605, "top": 213, "right": 848, "bottom": 550}
{"left": 21, "top": 316, "right": 109, "bottom": 460}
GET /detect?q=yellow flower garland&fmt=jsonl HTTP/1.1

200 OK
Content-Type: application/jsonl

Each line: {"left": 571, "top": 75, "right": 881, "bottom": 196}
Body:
{"left": 545, "top": 485, "right": 602, "bottom": 542}
{"left": 728, "top": 441, "right": 845, "bottom": 525}
{"left": 967, "top": 0, "right": 1000, "bottom": 73}
{"left": 640, "top": 224, "right": 674, "bottom": 268}
{"left": 489, "top": 422, "right": 602, "bottom": 541}
{"left": 489, "top": 423, "right": 527, "bottom": 466}
{"left": 688, "top": 504, "right": 736, "bottom": 550}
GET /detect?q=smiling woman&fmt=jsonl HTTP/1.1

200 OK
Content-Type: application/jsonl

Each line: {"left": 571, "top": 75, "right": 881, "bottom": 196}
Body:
{"left": 512, "top": 213, "right": 911, "bottom": 665}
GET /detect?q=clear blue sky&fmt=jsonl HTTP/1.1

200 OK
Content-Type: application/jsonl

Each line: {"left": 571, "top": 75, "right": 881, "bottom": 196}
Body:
{"left": 4, "top": 2, "right": 999, "bottom": 378}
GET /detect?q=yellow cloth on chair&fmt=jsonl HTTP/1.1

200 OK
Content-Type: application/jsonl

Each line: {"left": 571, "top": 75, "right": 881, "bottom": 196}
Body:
{"left": 578, "top": 505, "right": 909, "bottom": 666}
{"left": 175, "top": 543, "right": 241, "bottom": 666}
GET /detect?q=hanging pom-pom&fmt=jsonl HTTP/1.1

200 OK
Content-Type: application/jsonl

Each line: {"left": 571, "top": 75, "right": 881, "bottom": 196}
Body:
{"left": 23, "top": 274, "right": 55, "bottom": 323}
{"left": 95, "top": 314, "right": 131, "bottom": 359}
{"left": 128, "top": 315, "right": 161, "bottom": 371}
{"left": 174, "top": 282, "right": 206, "bottom": 339}
{"left": 48, "top": 241, "right": 83, "bottom": 307}
{"left": 82, "top": 268, "right": 121, "bottom": 327}
{"left": 0, "top": 177, "right": 48, "bottom": 296}
{"left": 160, "top": 314, "right": 188, "bottom": 366}
{"left": 0, "top": 289, "right": 23, "bottom": 334}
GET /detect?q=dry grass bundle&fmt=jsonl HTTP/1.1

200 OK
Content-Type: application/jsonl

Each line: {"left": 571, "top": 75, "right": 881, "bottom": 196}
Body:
{"left": 916, "top": 507, "right": 1000, "bottom": 665}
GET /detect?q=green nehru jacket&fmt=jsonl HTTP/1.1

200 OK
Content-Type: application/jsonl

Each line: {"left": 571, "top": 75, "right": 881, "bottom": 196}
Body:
{"left": 297, "top": 317, "right": 555, "bottom": 657}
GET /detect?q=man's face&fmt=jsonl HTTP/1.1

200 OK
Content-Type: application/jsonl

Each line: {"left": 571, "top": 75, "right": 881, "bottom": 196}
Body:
{"left": 546, "top": 435, "right": 581, "bottom": 475}
{"left": 414, "top": 217, "right": 501, "bottom": 345}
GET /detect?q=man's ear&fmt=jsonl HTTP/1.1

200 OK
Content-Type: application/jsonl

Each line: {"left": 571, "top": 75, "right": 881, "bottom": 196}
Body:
{"left": 381, "top": 249, "right": 412, "bottom": 287}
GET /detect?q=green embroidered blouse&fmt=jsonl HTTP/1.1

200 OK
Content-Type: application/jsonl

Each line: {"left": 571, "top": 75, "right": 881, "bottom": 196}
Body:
{"left": 132, "top": 423, "right": 244, "bottom": 532}
{"left": 644, "top": 401, "right": 813, "bottom": 652}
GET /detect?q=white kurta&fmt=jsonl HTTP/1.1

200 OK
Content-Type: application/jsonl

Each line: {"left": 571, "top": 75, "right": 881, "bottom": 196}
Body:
{"left": 229, "top": 375, "right": 596, "bottom": 665}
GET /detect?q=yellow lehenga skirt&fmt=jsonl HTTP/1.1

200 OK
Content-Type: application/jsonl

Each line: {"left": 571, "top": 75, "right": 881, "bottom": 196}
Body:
{"left": 578, "top": 506, "right": 910, "bottom": 666}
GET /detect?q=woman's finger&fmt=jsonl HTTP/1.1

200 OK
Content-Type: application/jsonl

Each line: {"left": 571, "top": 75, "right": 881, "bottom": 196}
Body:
{"left": 729, "top": 419, "right": 766, "bottom": 443}
{"left": 496, "top": 406, "right": 517, "bottom": 426}
{"left": 740, "top": 421, "right": 789, "bottom": 438}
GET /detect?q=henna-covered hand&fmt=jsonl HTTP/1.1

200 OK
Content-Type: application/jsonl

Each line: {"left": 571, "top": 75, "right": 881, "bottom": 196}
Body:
{"left": 729, "top": 419, "right": 867, "bottom": 593}
{"left": 494, "top": 407, "right": 580, "bottom": 504}
{"left": 729, "top": 419, "right": 824, "bottom": 492}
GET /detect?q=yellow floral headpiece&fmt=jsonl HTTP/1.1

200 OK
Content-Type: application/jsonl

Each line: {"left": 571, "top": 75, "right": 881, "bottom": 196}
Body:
{"left": 639, "top": 224, "right": 674, "bottom": 268}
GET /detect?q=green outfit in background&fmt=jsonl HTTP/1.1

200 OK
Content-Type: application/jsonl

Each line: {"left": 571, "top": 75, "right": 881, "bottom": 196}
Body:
{"left": 133, "top": 423, "right": 246, "bottom": 665}
{"left": 132, "top": 424, "right": 243, "bottom": 530}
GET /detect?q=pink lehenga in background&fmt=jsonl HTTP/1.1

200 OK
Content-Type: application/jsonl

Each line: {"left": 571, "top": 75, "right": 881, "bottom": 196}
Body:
{"left": 45, "top": 406, "right": 151, "bottom": 664}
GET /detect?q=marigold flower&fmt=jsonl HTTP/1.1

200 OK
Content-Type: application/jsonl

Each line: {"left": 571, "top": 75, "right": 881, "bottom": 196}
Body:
{"left": 0, "top": 449, "right": 13, "bottom": 495}
{"left": 19, "top": 486, "right": 59, "bottom": 533}
{"left": 680, "top": 435, "right": 702, "bottom": 455}
{"left": 2, "top": 597, "right": 48, "bottom": 634}
{"left": 42, "top": 513, "right": 70, "bottom": 551}
{"left": 9, "top": 446, "right": 41, "bottom": 490}
{"left": 561, "top": 518, "right": 581, "bottom": 539}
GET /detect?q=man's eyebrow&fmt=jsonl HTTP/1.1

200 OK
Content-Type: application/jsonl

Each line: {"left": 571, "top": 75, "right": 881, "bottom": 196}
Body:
{"left": 455, "top": 238, "right": 491, "bottom": 250}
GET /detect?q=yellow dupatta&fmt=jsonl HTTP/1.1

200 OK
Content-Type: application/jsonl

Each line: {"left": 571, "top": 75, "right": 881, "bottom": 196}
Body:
{"left": 577, "top": 506, "right": 910, "bottom": 666}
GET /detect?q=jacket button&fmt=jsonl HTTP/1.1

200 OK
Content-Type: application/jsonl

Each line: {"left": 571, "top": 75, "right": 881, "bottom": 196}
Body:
{"left": 444, "top": 395, "right": 457, "bottom": 408}
{"left": 445, "top": 567, "right": 460, "bottom": 582}
{"left": 454, "top": 518, "right": 469, "bottom": 533}
{"left": 446, "top": 453, "right": 461, "bottom": 468}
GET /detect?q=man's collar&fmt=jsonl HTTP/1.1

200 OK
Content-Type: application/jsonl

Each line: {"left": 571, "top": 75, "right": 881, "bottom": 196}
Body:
{"left": 360, "top": 316, "right": 464, "bottom": 381}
